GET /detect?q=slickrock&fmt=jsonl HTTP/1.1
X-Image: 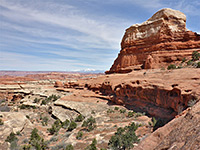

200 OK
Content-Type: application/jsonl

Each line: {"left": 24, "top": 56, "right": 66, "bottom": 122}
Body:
{"left": 107, "top": 8, "right": 200, "bottom": 74}
{"left": 0, "top": 112, "right": 33, "bottom": 138}
{"left": 134, "top": 101, "right": 200, "bottom": 150}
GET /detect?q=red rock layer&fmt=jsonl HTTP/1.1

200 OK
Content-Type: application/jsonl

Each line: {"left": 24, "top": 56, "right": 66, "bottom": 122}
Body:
{"left": 107, "top": 8, "right": 200, "bottom": 74}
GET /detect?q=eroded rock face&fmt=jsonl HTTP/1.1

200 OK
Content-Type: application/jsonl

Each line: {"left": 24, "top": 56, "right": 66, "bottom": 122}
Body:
{"left": 85, "top": 68, "right": 200, "bottom": 119}
{"left": 134, "top": 101, "right": 200, "bottom": 150}
{"left": 107, "top": 8, "right": 200, "bottom": 74}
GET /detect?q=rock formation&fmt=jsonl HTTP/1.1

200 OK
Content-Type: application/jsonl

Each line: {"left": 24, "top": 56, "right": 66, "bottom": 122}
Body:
{"left": 85, "top": 68, "right": 200, "bottom": 119}
{"left": 134, "top": 101, "right": 200, "bottom": 150}
{"left": 106, "top": 8, "right": 200, "bottom": 74}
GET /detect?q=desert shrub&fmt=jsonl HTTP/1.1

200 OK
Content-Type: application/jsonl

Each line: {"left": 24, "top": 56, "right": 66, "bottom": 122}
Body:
{"left": 119, "top": 109, "right": 126, "bottom": 114}
{"left": 21, "top": 144, "right": 31, "bottom": 150}
{"left": 192, "top": 51, "right": 200, "bottom": 61}
{"left": 181, "top": 57, "right": 186, "bottom": 63}
{"left": 107, "top": 109, "right": 114, "bottom": 113}
{"left": 148, "top": 117, "right": 157, "bottom": 127}
{"left": 167, "top": 64, "right": 176, "bottom": 70}
{"left": 19, "top": 104, "right": 36, "bottom": 109}
{"left": 187, "top": 60, "right": 193, "bottom": 65}
{"left": 49, "top": 136, "right": 58, "bottom": 142}
{"left": 197, "top": 62, "right": 200, "bottom": 68}
{"left": 62, "top": 119, "right": 70, "bottom": 129}
{"left": 10, "top": 140, "right": 19, "bottom": 150}
{"left": 108, "top": 122, "right": 140, "bottom": 150}
{"left": 33, "top": 98, "right": 40, "bottom": 103}
{"left": 49, "top": 94, "right": 60, "bottom": 102}
{"left": 82, "top": 116, "right": 96, "bottom": 132}
{"left": 41, "top": 95, "right": 60, "bottom": 105}
{"left": 41, "top": 100, "right": 47, "bottom": 105}
{"left": 67, "top": 121, "right": 77, "bottom": 131}
{"left": 48, "top": 120, "right": 62, "bottom": 135}
{"left": 76, "top": 131, "right": 83, "bottom": 140}
{"left": 29, "top": 128, "right": 48, "bottom": 150}
{"left": 75, "top": 114, "right": 85, "bottom": 122}
{"left": 16, "top": 131, "right": 21, "bottom": 136}
{"left": 85, "top": 138, "right": 97, "bottom": 150}
{"left": 135, "top": 112, "right": 145, "bottom": 118}
{"left": 41, "top": 116, "right": 48, "bottom": 126}
{"left": 114, "top": 107, "right": 119, "bottom": 110}
{"left": 0, "top": 118, "right": 3, "bottom": 125}
{"left": 127, "top": 111, "right": 135, "bottom": 118}
{"left": 5, "top": 132, "right": 18, "bottom": 143}
{"left": 65, "top": 144, "right": 74, "bottom": 150}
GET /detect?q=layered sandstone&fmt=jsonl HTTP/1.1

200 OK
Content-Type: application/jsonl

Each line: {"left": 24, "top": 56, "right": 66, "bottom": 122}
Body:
{"left": 83, "top": 68, "right": 200, "bottom": 119}
{"left": 107, "top": 8, "right": 200, "bottom": 74}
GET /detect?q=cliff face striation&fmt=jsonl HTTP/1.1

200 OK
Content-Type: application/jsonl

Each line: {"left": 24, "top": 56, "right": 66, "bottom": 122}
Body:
{"left": 106, "top": 8, "right": 200, "bottom": 74}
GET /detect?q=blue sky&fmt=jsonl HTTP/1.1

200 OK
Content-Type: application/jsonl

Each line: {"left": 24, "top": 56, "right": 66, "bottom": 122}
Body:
{"left": 0, "top": 0, "right": 200, "bottom": 71}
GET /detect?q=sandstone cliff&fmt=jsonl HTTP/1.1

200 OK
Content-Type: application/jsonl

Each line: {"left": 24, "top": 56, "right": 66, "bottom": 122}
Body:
{"left": 107, "top": 8, "right": 200, "bottom": 74}
{"left": 85, "top": 68, "right": 200, "bottom": 120}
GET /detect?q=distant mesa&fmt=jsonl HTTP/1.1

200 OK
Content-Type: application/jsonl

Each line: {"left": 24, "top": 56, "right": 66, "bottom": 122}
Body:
{"left": 106, "top": 8, "right": 200, "bottom": 74}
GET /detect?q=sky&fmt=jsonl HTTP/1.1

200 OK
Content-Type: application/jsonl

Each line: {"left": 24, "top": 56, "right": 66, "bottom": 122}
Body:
{"left": 0, "top": 0, "right": 200, "bottom": 71}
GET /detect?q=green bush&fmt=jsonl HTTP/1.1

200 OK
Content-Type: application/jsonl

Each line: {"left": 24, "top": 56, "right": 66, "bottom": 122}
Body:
{"left": 68, "top": 121, "right": 77, "bottom": 131}
{"left": 65, "top": 144, "right": 74, "bottom": 150}
{"left": 10, "top": 140, "right": 19, "bottom": 150}
{"left": 33, "top": 98, "right": 40, "bottom": 103}
{"left": 41, "top": 116, "right": 48, "bottom": 126}
{"left": 76, "top": 131, "right": 83, "bottom": 140}
{"left": 192, "top": 51, "right": 200, "bottom": 61}
{"left": 148, "top": 117, "right": 157, "bottom": 127}
{"left": 19, "top": 104, "right": 36, "bottom": 109}
{"left": 29, "top": 128, "right": 48, "bottom": 150}
{"left": 21, "top": 144, "right": 31, "bottom": 150}
{"left": 48, "top": 120, "right": 62, "bottom": 135}
{"left": 114, "top": 107, "right": 119, "bottom": 110}
{"left": 108, "top": 122, "right": 140, "bottom": 150}
{"left": 0, "top": 118, "right": 3, "bottom": 125}
{"left": 197, "top": 62, "right": 200, "bottom": 68}
{"left": 85, "top": 138, "right": 97, "bottom": 150}
{"left": 187, "top": 60, "right": 193, "bottom": 66}
{"left": 135, "top": 112, "right": 145, "bottom": 118}
{"left": 41, "top": 95, "right": 60, "bottom": 105}
{"left": 127, "top": 111, "right": 135, "bottom": 118}
{"left": 167, "top": 64, "right": 176, "bottom": 70}
{"left": 5, "top": 132, "right": 18, "bottom": 143}
{"left": 75, "top": 114, "right": 85, "bottom": 122}
{"left": 107, "top": 109, "right": 114, "bottom": 113}
{"left": 119, "top": 109, "right": 126, "bottom": 114}
{"left": 62, "top": 119, "right": 70, "bottom": 129}
{"left": 82, "top": 116, "right": 96, "bottom": 132}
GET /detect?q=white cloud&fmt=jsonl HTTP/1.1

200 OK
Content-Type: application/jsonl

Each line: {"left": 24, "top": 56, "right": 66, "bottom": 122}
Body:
{"left": 0, "top": 0, "right": 130, "bottom": 50}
